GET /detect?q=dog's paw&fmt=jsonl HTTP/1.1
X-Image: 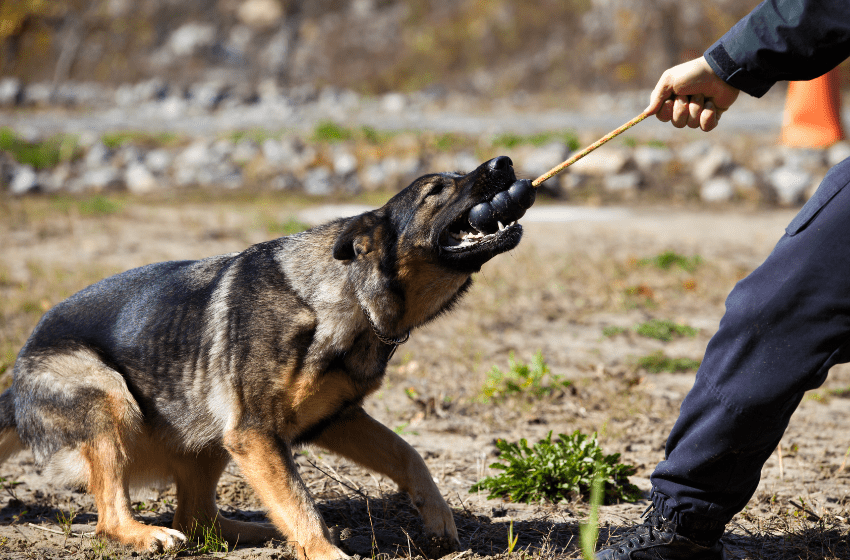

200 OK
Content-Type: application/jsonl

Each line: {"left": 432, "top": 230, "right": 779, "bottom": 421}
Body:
{"left": 422, "top": 533, "right": 461, "bottom": 558}
{"left": 144, "top": 527, "right": 187, "bottom": 553}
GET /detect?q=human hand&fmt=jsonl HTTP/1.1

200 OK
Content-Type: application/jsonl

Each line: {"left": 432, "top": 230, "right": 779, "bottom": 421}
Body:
{"left": 645, "top": 57, "right": 740, "bottom": 132}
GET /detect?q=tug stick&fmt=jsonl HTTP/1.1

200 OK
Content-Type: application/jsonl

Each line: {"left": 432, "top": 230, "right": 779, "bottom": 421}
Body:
{"left": 531, "top": 111, "right": 651, "bottom": 188}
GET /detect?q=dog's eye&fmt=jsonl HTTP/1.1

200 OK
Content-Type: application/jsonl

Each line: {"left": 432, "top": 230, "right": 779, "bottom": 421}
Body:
{"left": 425, "top": 183, "right": 447, "bottom": 199}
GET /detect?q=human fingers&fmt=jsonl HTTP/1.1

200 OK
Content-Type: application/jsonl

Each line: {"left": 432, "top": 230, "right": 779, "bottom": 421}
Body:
{"left": 645, "top": 69, "right": 675, "bottom": 116}
{"left": 700, "top": 99, "right": 720, "bottom": 132}
{"left": 671, "top": 95, "right": 690, "bottom": 128}
{"left": 687, "top": 94, "right": 705, "bottom": 129}
{"left": 657, "top": 97, "right": 675, "bottom": 122}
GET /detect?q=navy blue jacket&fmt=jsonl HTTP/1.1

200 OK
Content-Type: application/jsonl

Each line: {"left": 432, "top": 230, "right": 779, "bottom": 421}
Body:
{"left": 705, "top": 0, "right": 850, "bottom": 97}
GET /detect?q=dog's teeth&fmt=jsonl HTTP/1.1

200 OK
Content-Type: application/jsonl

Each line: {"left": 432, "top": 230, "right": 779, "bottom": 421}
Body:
{"left": 497, "top": 221, "right": 505, "bottom": 231}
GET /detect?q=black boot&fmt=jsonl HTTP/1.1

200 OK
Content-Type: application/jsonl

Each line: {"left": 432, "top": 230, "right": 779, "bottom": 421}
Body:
{"left": 594, "top": 504, "right": 726, "bottom": 560}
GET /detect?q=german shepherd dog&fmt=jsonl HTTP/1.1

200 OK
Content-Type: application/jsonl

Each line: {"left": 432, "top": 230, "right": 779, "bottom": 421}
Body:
{"left": 0, "top": 156, "right": 529, "bottom": 558}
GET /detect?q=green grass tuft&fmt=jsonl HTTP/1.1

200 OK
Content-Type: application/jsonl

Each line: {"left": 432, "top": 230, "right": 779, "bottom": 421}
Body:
{"left": 634, "top": 319, "right": 698, "bottom": 342}
{"left": 265, "top": 216, "right": 311, "bottom": 236}
{"left": 479, "top": 351, "right": 570, "bottom": 402}
{"left": 470, "top": 430, "right": 641, "bottom": 504}
{"left": 312, "top": 121, "right": 353, "bottom": 143}
{"left": 638, "top": 250, "right": 702, "bottom": 272}
{"left": 636, "top": 350, "right": 700, "bottom": 373}
{"left": 0, "top": 127, "right": 79, "bottom": 170}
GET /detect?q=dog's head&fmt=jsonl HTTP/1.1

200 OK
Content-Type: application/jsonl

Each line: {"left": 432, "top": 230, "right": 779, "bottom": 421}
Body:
{"left": 331, "top": 156, "right": 528, "bottom": 334}
{"left": 333, "top": 156, "right": 525, "bottom": 273}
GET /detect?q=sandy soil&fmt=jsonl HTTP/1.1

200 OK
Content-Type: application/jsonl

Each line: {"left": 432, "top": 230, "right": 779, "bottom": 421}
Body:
{"left": 1, "top": 198, "right": 849, "bottom": 559}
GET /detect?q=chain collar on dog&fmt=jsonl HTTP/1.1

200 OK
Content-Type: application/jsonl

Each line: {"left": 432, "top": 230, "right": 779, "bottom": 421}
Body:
{"left": 361, "top": 305, "right": 410, "bottom": 348}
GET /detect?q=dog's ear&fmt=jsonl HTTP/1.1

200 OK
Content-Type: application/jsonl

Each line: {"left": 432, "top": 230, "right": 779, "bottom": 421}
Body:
{"left": 333, "top": 213, "right": 379, "bottom": 260}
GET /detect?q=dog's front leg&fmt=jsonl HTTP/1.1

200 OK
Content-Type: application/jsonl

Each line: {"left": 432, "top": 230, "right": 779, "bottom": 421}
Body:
{"left": 223, "top": 429, "right": 347, "bottom": 560}
{"left": 313, "top": 407, "right": 460, "bottom": 554}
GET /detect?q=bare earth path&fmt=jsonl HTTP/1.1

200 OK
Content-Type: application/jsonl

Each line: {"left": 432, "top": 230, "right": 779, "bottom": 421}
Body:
{"left": 1, "top": 198, "right": 849, "bottom": 559}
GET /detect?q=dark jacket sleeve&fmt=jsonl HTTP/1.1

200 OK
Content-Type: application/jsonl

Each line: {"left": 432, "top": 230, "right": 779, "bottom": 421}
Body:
{"left": 704, "top": 0, "right": 850, "bottom": 98}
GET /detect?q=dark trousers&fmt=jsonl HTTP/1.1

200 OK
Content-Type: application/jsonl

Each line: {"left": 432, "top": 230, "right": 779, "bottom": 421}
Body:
{"left": 650, "top": 157, "right": 850, "bottom": 534}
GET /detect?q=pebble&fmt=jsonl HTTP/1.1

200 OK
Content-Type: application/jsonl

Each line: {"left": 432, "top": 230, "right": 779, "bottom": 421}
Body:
{"left": 768, "top": 166, "right": 813, "bottom": 206}
{"left": 700, "top": 177, "right": 735, "bottom": 203}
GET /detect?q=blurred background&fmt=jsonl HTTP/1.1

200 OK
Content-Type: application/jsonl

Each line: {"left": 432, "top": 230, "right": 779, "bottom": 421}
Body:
{"left": 2, "top": 0, "right": 758, "bottom": 95}
{"left": 1, "top": 0, "right": 849, "bottom": 206}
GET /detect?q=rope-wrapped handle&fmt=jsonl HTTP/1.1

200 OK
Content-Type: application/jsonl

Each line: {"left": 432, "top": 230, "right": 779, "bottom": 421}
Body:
{"left": 531, "top": 112, "right": 651, "bottom": 188}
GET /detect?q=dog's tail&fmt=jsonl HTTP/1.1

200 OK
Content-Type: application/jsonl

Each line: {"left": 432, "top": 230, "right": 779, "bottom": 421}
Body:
{"left": 0, "top": 389, "right": 23, "bottom": 463}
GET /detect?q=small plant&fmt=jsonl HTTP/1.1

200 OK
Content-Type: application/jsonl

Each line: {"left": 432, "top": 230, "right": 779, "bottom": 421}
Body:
{"left": 580, "top": 472, "right": 604, "bottom": 560}
{"left": 184, "top": 519, "right": 230, "bottom": 555}
{"left": 636, "top": 350, "right": 701, "bottom": 373}
{"left": 491, "top": 131, "right": 580, "bottom": 151}
{"left": 0, "top": 127, "right": 79, "bottom": 170}
{"left": 393, "top": 422, "right": 418, "bottom": 436}
{"left": 602, "top": 326, "right": 627, "bottom": 338}
{"left": 55, "top": 506, "right": 76, "bottom": 546}
{"left": 101, "top": 131, "right": 179, "bottom": 150}
{"left": 634, "top": 319, "right": 698, "bottom": 342}
{"left": 72, "top": 195, "right": 123, "bottom": 217}
{"left": 638, "top": 251, "right": 702, "bottom": 272}
{"left": 506, "top": 519, "right": 519, "bottom": 554}
{"left": 0, "top": 476, "right": 22, "bottom": 502}
{"left": 470, "top": 431, "right": 641, "bottom": 504}
{"left": 312, "top": 121, "right": 352, "bottom": 143}
{"left": 479, "top": 351, "right": 570, "bottom": 402}
{"left": 266, "top": 216, "right": 311, "bottom": 236}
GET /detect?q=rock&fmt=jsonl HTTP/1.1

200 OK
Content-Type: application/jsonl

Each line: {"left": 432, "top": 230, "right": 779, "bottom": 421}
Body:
{"left": 633, "top": 145, "right": 674, "bottom": 172}
{"left": 361, "top": 162, "right": 387, "bottom": 191}
{"left": 145, "top": 149, "right": 172, "bottom": 174}
{"left": 160, "top": 96, "right": 188, "bottom": 118}
{"left": 381, "top": 93, "right": 406, "bottom": 113}
{"left": 559, "top": 172, "right": 585, "bottom": 192}
{"left": 125, "top": 163, "right": 159, "bottom": 193}
{"left": 232, "top": 139, "right": 259, "bottom": 164}
{"left": 0, "top": 78, "right": 22, "bottom": 106}
{"left": 303, "top": 167, "right": 334, "bottom": 196}
{"left": 692, "top": 146, "right": 732, "bottom": 183}
{"left": 677, "top": 140, "right": 713, "bottom": 162}
{"left": 9, "top": 165, "right": 39, "bottom": 195}
{"left": 382, "top": 156, "right": 420, "bottom": 179}
{"left": 730, "top": 166, "right": 760, "bottom": 201}
{"left": 178, "top": 141, "right": 213, "bottom": 167}
{"left": 569, "top": 146, "right": 630, "bottom": 175}
{"left": 768, "top": 166, "right": 813, "bottom": 205}
{"left": 81, "top": 167, "right": 123, "bottom": 191}
{"left": 168, "top": 23, "right": 217, "bottom": 57}
{"left": 260, "top": 138, "right": 293, "bottom": 167}
{"left": 85, "top": 143, "right": 112, "bottom": 167}
{"left": 188, "top": 82, "right": 226, "bottom": 111}
{"left": 454, "top": 152, "right": 480, "bottom": 173}
{"left": 781, "top": 147, "right": 824, "bottom": 171}
{"left": 827, "top": 141, "right": 850, "bottom": 167}
{"left": 237, "top": 0, "right": 283, "bottom": 28}
{"left": 604, "top": 171, "right": 642, "bottom": 192}
{"left": 175, "top": 142, "right": 214, "bottom": 185}
{"left": 519, "top": 142, "right": 569, "bottom": 177}
{"left": 21, "top": 83, "right": 52, "bottom": 106}
{"left": 700, "top": 177, "right": 735, "bottom": 203}
{"left": 333, "top": 150, "right": 358, "bottom": 176}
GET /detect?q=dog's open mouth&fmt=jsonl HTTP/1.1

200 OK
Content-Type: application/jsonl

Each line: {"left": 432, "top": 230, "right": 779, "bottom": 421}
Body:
{"left": 440, "top": 210, "right": 519, "bottom": 252}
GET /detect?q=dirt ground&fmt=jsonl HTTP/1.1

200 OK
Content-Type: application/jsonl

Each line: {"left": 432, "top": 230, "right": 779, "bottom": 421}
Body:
{"left": 1, "top": 196, "right": 850, "bottom": 559}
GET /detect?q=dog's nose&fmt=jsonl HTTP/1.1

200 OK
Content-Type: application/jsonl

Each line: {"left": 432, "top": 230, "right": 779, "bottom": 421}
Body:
{"left": 488, "top": 156, "right": 513, "bottom": 172}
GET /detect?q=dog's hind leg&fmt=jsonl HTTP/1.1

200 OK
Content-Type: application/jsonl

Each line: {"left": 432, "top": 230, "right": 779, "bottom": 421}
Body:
{"left": 80, "top": 435, "right": 186, "bottom": 552}
{"left": 16, "top": 349, "right": 185, "bottom": 552}
{"left": 170, "top": 449, "right": 280, "bottom": 546}
{"left": 223, "top": 428, "right": 348, "bottom": 560}
{"left": 313, "top": 407, "right": 460, "bottom": 552}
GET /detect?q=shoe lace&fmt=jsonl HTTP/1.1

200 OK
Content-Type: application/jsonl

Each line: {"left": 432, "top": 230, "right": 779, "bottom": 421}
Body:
{"left": 609, "top": 503, "right": 666, "bottom": 553}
